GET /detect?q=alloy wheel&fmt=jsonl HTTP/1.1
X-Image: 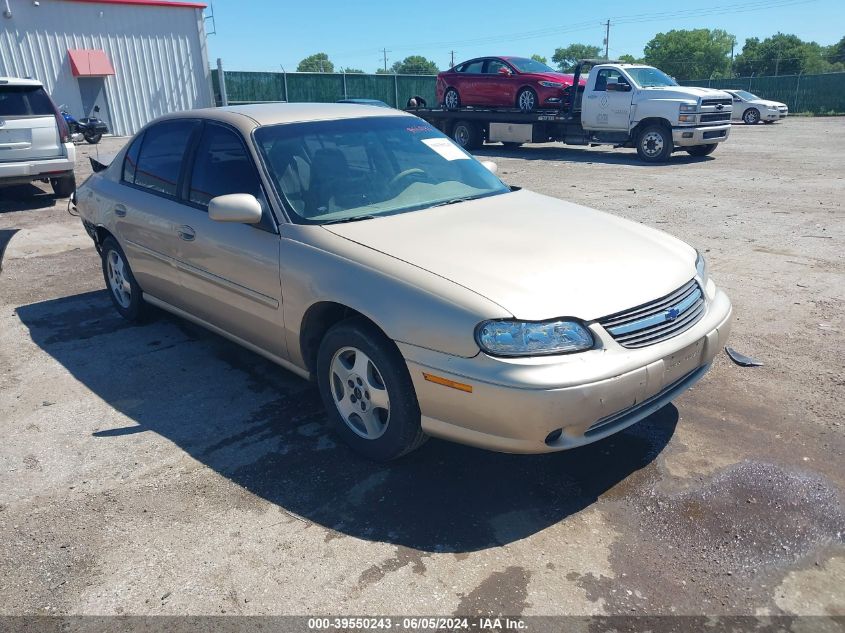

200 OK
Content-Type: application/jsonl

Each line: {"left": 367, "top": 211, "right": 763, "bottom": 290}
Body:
{"left": 329, "top": 346, "right": 390, "bottom": 440}
{"left": 106, "top": 249, "right": 131, "bottom": 309}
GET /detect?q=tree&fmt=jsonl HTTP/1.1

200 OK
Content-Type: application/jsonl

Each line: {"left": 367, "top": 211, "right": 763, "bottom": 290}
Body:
{"left": 735, "top": 33, "right": 843, "bottom": 76}
{"left": 343, "top": 68, "right": 365, "bottom": 74}
{"left": 531, "top": 53, "right": 548, "bottom": 64}
{"left": 389, "top": 55, "right": 439, "bottom": 75}
{"left": 552, "top": 44, "right": 602, "bottom": 72}
{"left": 643, "top": 29, "right": 735, "bottom": 80}
{"left": 618, "top": 54, "right": 642, "bottom": 64}
{"left": 297, "top": 53, "right": 334, "bottom": 73}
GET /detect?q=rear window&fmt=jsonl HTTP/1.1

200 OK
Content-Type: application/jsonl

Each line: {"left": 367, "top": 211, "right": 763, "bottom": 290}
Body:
{"left": 131, "top": 120, "right": 199, "bottom": 197}
{"left": 0, "top": 85, "right": 55, "bottom": 117}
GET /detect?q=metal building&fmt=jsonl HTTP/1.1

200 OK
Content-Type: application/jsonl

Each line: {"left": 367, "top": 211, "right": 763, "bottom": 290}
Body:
{"left": 0, "top": 0, "right": 213, "bottom": 136}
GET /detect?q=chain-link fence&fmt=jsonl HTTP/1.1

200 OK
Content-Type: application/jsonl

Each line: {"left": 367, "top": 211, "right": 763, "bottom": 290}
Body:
{"left": 211, "top": 69, "right": 437, "bottom": 108}
{"left": 679, "top": 72, "right": 845, "bottom": 114}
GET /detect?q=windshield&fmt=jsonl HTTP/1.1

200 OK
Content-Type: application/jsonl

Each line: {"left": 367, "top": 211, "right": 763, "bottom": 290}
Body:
{"left": 507, "top": 57, "right": 556, "bottom": 74}
{"left": 733, "top": 90, "right": 759, "bottom": 101}
{"left": 255, "top": 116, "right": 509, "bottom": 224}
{"left": 625, "top": 67, "right": 678, "bottom": 88}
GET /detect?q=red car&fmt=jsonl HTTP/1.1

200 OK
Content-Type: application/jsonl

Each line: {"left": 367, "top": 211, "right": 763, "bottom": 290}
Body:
{"left": 435, "top": 56, "right": 583, "bottom": 112}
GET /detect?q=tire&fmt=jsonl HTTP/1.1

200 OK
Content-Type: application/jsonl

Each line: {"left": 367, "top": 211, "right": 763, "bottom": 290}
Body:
{"left": 317, "top": 318, "right": 427, "bottom": 461}
{"left": 635, "top": 123, "right": 673, "bottom": 163}
{"left": 686, "top": 144, "right": 718, "bottom": 157}
{"left": 502, "top": 142, "right": 523, "bottom": 149}
{"left": 516, "top": 88, "right": 538, "bottom": 112}
{"left": 451, "top": 120, "right": 482, "bottom": 150}
{"left": 443, "top": 88, "right": 460, "bottom": 110}
{"left": 50, "top": 174, "right": 76, "bottom": 197}
{"left": 83, "top": 131, "right": 103, "bottom": 144}
{"left": 100, "top": 237, "right": 147, "bottom": 322}
{"left": 743, "top": 108, "right": 760, "bottom": 125}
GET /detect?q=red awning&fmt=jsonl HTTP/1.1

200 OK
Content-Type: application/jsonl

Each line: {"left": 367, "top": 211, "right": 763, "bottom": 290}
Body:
{"left": 67, "top": 49, "right": 116, "bottom": 77}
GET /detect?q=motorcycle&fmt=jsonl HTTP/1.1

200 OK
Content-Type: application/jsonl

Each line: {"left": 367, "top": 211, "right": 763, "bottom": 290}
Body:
{"left": 60, "top": 105, "right": 109, "bottom": 144}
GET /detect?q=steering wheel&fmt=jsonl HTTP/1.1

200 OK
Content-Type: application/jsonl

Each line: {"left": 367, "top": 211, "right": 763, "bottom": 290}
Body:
{"left": 388, "top": 168, "right": 426, "bottom": 190}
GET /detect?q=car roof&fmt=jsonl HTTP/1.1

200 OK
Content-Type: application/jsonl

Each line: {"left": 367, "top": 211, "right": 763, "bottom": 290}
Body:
{"left": 0, "top": 77, "right": 44, "bottom": 87}
{"left": 155, "top": 102, "right": 411, "bottom": 134}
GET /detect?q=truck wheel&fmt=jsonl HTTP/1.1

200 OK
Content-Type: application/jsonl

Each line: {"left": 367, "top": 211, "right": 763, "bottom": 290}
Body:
{"left": 686, "top": 144, "right": 717, "bottom": 157}
{"left": 452, "top": 120, "right": 482, "bottom": 150}
{"left": 83, "top": 131, "right": 103, "bottom": 144}
{"left": 50, "top": 174, "right": 76, "bottom": 197}
{"left": 443, "top": 88, "right": 460, "bottom": 110}
{"left": 317, "top": 318, "right": 427, "bottom": 461}
{"left": 636, "top": 124, "right": 673, "bottom": 163}
{"left": 516, "top": 88, "right": 538, "bottom": 112}
{"left": 743, "top": 108, "right": 760, "bottom": 125}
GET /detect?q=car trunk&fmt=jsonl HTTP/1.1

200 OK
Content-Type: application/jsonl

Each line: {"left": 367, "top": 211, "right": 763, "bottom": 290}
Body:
{"left": 0, "top": 85, "right": 63, "bottom": 163}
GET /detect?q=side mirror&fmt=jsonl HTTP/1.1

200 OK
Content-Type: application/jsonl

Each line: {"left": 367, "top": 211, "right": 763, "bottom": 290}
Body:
{"left": 208, "top": 193, "right": 263, "bottom": 224}
{"left": 607, "top": 81, "right": 631, "bottom": 92}
{"left": 480, "top": 160, "right": 498, "bottom": 175}
{"left": 497, "top": 67, "right": 512, "bottom": 76}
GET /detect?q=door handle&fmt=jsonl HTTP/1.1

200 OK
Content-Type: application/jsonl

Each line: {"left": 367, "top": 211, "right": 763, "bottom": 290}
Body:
{"left": 177, "top": 225, "right": 195, "bottom": 241}
{"left": 114, "top": 205, "right": 127, "bottom": 217}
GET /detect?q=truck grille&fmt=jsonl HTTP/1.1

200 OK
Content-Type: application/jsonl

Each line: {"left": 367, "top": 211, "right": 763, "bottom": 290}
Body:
{"left": 700, "top": 112, "right": 731, "bottom": 122}
{"left": 702, "top": 98, "right": 732, "bottom": 107}
{"left": 599, "top": 279, "right": 705, "bottom": 348}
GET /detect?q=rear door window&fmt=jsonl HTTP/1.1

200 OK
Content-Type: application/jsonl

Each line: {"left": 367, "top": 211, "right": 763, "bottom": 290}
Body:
{"left": 0, "top": 85, "right": 55, "bottom": 117}
{"left": 188, "top": 123, "right": 265, "bottom": 207}
{"left": 459, "top": 60, "right": 484, "bottom": 74}
{"left": 132, "top": 119, "right": 198, "bottom": 197}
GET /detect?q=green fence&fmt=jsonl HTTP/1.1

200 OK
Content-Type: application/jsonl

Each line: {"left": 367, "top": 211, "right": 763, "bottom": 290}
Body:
{"left": 679, "top": 72, "right": 845, "bottom": 114}
{"left": 211, "top": 69, "right": 438, "bottom": 108}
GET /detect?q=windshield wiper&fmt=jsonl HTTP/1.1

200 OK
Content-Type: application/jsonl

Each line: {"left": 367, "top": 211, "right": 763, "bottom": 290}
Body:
{"left": 322, "top": 215, "right": 377, "bottom": 225}
{"left": 430, "top": 195, "right": 487, "bottom": 208}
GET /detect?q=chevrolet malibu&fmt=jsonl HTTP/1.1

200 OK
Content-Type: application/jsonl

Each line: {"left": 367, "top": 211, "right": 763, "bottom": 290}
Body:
{"left": 75, "top": 104, "right": 732, "bottom": 461}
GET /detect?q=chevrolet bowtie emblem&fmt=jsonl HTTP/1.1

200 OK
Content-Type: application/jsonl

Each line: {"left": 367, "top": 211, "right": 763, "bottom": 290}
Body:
{"left": 665, "top": 308, "right": 680, "bottom": 321}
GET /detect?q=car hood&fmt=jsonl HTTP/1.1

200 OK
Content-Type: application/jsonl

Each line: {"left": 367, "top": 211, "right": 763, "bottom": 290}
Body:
{"left": 525, "top": 71, "right": 582, "bottom": 86}
{"left": 749, "top": 99, "right": 787, "bottom": 108}
{"left": 322, "top": 189, "right": 696, "bottom": 321}
{"left": 639, "top": 86, "right": 732, "bottom": 101}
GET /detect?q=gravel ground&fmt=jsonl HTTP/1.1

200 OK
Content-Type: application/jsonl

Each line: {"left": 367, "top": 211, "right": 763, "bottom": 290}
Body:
{"left": 0, "top": 119, "right": 843, "bottom": 622}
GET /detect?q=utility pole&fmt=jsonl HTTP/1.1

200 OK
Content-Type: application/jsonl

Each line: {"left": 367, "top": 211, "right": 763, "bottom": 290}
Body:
{"left": 730, "top": 39, "right": 735, "bottom": 75}
{"left": 604, "top": 20, "right": 611, "bottom": 59}
{"left": 450, "top": 50, "right": 456, "bottom": 67}
{"left": 382, "top": 48, "right": 390, "bottom": 72}
{"left": 774, "top": 44, "right": 781, "bottom": 76}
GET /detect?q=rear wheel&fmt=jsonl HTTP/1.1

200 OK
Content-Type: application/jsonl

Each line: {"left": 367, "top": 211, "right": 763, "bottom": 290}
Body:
{"left": 100, "top": 237, "right": 147, "bottom": 322}
{"left": 451, "top": 120, "right": 482, "bottom": 150}
{"left": 50, "top": 174, "right": 76, "bottom": 197}
{"left": 686, "top": 144, "right": 718, "bottom": 157}
{"left": 743, "top": 108, "right": 760, "bottom": 125}
{"left": 443, "top": 88, "right": 460, "bottom": 110}
{"left": 635, "top": 124, "right": 673, "bottom": 163}
{"left": 516, "top": 88, "right": 538, "bottom": 112}
{"left": 83, "top": 131, "right": 102, "bottom": 144}
{"left": 317, "top": 318, "right": 427, "bottom": 461}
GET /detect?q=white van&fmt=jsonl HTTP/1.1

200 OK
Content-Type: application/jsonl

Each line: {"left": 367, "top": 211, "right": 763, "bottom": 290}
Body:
{"left": 0, "top": 77, "right": 76, "bottom": 197}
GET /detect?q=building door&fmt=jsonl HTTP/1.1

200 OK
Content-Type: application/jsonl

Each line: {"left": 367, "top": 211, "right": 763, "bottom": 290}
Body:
{"left": 78, "top": 77, "right": 111, "bottom": 126}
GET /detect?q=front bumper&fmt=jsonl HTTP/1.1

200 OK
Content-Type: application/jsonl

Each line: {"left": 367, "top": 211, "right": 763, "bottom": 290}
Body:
{"left": 765, "top": 109, "right": 788, "bottom": 121}
{"left": 400, "top": 286, "right": 732, "bottom": 454}
{"left": 672, "top": 123, "right": 731, "bottom": 146}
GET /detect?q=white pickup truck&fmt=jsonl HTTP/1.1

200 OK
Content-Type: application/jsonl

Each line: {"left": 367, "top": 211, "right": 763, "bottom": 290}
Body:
{"left": 411, "top": 60, "right": 734, "bottom": 163}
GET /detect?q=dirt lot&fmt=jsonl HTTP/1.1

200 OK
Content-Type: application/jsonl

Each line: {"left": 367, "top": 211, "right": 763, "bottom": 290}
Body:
{"left": 0, "top": 119, "right": 843, "bottom": 621}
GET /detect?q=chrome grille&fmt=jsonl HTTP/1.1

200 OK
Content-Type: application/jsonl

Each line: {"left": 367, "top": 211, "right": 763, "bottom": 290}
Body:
{"left": 702, "top": 98, "right": 732, "bottom": 107}
{"left": 701, "top": 112, "right": 731, "bottom": 122}
{"left": 599, "top": 279, "right": 705, "bottom": 348}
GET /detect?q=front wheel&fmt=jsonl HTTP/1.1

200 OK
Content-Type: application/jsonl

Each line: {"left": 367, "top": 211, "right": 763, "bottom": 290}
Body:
{"left": 100, "top": 237, "right": 147, "bottom": 322}
{"left": 83, "top": 131, "right": 103, "bottom": 144}
{"left": 636, "top": 124, "right": 673, "bottom": 163}
{"left": 317, "top": 318, "right": 427, "bottom": 461}
{"left": 743, "top": 108, "right": 760, "bottom": 125}
{"left": 516, "top": 88, "right": 538, "bottom": 112}
{"left": 686, "top": 144, "right": 718, "bottom": 157}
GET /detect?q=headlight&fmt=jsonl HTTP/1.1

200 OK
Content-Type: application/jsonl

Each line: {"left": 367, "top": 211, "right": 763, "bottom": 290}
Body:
{"left": 678, "top": 114, "right": 696, "bottom": 123}
{"left": 476, "top": 319, "right": 594, "bottom": 357}
{"left": 768, "top": 105, "right": 778, "bottom": 110}
{"left": 679, "top": 102, "right": 698, "bottom": 113}
{"left": 538, "top": 81, "right": 564, "bottom": 88}
{"left": 695, "top": 250, "right": 709, "bottom": 282}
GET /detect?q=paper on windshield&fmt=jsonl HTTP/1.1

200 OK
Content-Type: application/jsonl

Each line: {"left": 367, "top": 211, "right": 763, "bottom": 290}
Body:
{"left": 421, "top": 138, "right": 470, "bottom": 161}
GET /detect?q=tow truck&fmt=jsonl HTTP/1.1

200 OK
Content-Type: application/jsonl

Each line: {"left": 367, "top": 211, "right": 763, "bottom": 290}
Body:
{"left": 408, "top": 60, "right": 734, "bottom": 162}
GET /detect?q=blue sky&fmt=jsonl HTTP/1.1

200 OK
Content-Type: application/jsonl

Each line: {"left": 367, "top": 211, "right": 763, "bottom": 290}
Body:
{"left": 205, "top": 0, "right": 844, "bottom": 72}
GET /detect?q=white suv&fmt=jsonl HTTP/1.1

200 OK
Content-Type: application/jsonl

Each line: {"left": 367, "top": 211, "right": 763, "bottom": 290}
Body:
{"left": 0, "top": 77, "right": 76, "bottom": 197}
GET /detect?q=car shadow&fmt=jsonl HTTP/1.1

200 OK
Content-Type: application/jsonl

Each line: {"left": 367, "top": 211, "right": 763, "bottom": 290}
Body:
{"left": 0, "top": 183, "right": 61, "bottom": 212}
{"left": 0, "top": 229, "right": 20, "bottom": 272}
{"left": 16, "top": 290, "right": 679, "bottom": 553}
{"left": 474, "top": 144, "right": 717, "bottom": 166}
